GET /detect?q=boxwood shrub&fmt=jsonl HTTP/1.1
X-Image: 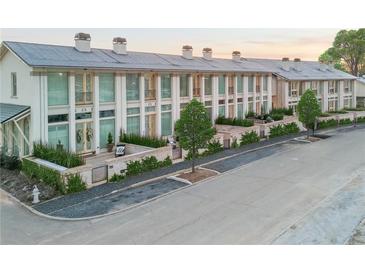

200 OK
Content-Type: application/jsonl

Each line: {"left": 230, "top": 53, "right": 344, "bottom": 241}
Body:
{"left": 269, "top": 122, "right": 300, "bottom": 138}
{"left": 33, "top": 143, "right": 84, "bottom": 168}
{"left": 22, "top": 158, "right": 66, "bottom": 194}
{"left": 215, "top": 116, "right": 254, "bottom": 127}
{"left": 120, "top": 133, "right": 166, "bottom": 148}
{"left": 240, "top": 131, "right": 260, "bottom": 146}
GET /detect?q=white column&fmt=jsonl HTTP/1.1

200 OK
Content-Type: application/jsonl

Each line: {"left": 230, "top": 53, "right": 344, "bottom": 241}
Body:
{"left": 69, "top": 73, "right": 76, "bottom": 152}
{"left": 139, "top": 74, "right": 145, "bottom": 136}
{"left": 284, "top": 81, "right": 289, "bottom": 109}
{"left": 93, "top": 75, "right": 100, "bottom": 154}
{"left": 212, "top": 75, "right": 219, "bottom": 122}
{"left": 115, "top": 74, "right": 122, "bottom": 140}
{"left": 243, "top": 76, "right": 249, "bottom": 117}
{"left": 121, "top": 74, "right": 127, "bottom": 133}
{"left": 188, "top": 75, "right": 193, "bottom": 100}
{"left": 267, "top": 75, "right": 273, "bottom": 112}
{"left": 41, "top": 73, "right": 48, "bottom": 143}
{"left": 200, "top": 75, "right": 205, "bottom": 103}
{"left": 172, "top": 75, "right": 179, "bottom": 123}
{"left": 338, "top": 80, "right": 344, "bottom": 109}
{"left": 175, "top": 75, "right": 181, "bottom": 120}
{"left": 233, "top": 75, "right": 238, "bottom": 117}
{"left": 322, "top": 81, "right": 329, "bottom": 112}
{"left": 156, "top": 75, "right": 162, "bottom": 136}
{"left": 259, "top": 76, "right": 264, "bottom": 113}
{"left": 252, "top": 75, "right": 257, "bottom": 113}
{"left": 352, "top": 80, "right": 357, "bottom": 107}
{"left": 224, "top": 75, "right": 229, "bottom": 117}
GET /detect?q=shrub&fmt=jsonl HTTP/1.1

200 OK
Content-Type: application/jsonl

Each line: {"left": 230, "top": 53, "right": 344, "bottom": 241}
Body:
{"left": 202, "top": 139, "right": 224, "bottom": 156}
{"left": 271, "top": 113, "right": 284, "bottom": 121}
{"left": 345, "top": 107, "right": 365, "bottom": 111}
{"left": 246, "top": 111, "right": 256, "bottom": 118}
{"left": 0, "top": 148, "right": 21, "bottom": 170}
{"left": 320, "top": 113, "right": 331, "bottom": 117}
{"left": 317, "top": 119, "right": 338, "bottom": 129}
{"left": 240, "top": 131, "right": 260, "bottom": 146}
{"left": 109, "top": 173, "right": 125, "bottom": 182}
{"left": 33, "top": 143, "right": 84, "bottom": 168}
{"left": 119, "top": 132, "right": 166, "bottom": 148}
{"left": 66, "top": 173, "right": 87, "bottom": 194}
{"left": 328, "top": 109, "right": 347, "bottom": 114}
{"left": 107, "top": 132, "right": 113, "bottom": 144}
{"left": 270, "top": 108, "right": 293, "bottom": 116}
{"left": 339, "top": 118, "right": 352, "bottom": 125}
{"left": 215, "top": 116, "right": 254, "bottom": 127}
{"left": 357, "top": 116, "right": 365, "bottom": 123}
{"left": 126, "top": 156, "right": 172, "bottom": 176}
{"left": 231, "top": 138, "right": 239, "bottom": 148}
{"left": 22, "top": 158, "right": 66, "bottom": 194}
{"left": 269, "top": 122, "right": 300, "bottom": 138}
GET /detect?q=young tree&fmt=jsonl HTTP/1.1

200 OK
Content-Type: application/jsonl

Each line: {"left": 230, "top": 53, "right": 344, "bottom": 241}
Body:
{"left": 297, "top": 89, "right": 321, "bottom": 137}
{"left": 175, "top": 99, "right": 215, "bottom": 173}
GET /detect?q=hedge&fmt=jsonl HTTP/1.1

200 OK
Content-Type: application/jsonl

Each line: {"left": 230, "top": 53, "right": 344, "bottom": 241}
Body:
{"left": 317, "top": 119, "right": 338, "bottom": 129}
{"left": 120, "top": 133, "right": 166, "bottom": 148}
{"left": 240, "top": 131, "right": 260, "bottom": 146}
{"left": 270, "top": 108, "right": 293, "bottom": 116}
{"left": 33, "top": 143, "right": 84, "bottom": 168}
{"left": 339, "top": 118, "right": 352, "bottom": 126}
{"left": 269, "top": 122, "right": 300, "bottom": 138}
{"left": 357, "top": 116, "right": 365, "bottom": 123}
{"left": 126, "top": 156, "right": 172, "bottom": 176}
{"left": 215, "top": 116, "right": 254, "bottom": 127}
{"left": 22, "top": 158, "right": 66, "bottom": 194}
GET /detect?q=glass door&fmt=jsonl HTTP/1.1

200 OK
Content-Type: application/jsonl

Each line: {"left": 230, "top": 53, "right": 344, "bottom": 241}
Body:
{"left": 76, "top": 121, "right": 93, "bottom": 154}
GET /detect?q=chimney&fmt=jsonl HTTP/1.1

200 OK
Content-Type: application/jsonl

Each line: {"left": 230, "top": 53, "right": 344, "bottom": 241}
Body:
{"left": 281, "top": 57, "right": 290, "bottom": 71}
{"left": 294, "top": 58, "right": 301, "bottom": 62}
{"left": 282, "top": 57, "right": 290, "bottom": 62}
{"left": 113, "top": 37, "right": 127, "bottom": 55}
{"left": 182, "top": 45, "right": 193, "bottom": 59}
{"left": 74, "top": 32, "right": 91, "bottom": 52}
{"left": 202, "top": 48, "right": 212, "bottom": 60}
{"left": 293, "top": 58, "right": 302, "bottom": 71}
{"left": 232, "top": 51, "right": 241, "bottom": 62}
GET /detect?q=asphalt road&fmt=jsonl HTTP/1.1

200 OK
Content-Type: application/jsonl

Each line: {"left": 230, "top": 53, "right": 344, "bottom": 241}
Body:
{"left": 1, "top": 127, "right": 364, "bottom": 244}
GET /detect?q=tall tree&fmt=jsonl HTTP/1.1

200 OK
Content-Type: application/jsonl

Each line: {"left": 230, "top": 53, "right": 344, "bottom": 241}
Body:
{"left": 297, "top": 89, "right": 321, "bottom": 137}
{"left": 175, "top": 99, "right": 215, "bottom": 173}
{"left": 319, "top": 29, "right": 365, "bottom": 76}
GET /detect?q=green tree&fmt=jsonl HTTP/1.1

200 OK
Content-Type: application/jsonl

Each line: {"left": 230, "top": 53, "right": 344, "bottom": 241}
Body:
{"left": 175, "top": 99, "right": 215, "bottom": 173}
{"left": 297, "top": 89, "right": 321, "bottom": 137}
{"left": 319, "top": 29, "right": 365, "bottom": 76}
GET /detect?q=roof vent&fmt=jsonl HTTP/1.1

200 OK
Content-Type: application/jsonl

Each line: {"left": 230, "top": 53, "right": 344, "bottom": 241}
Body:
{"left": 113, "top": 37, "right": 127, "bottom": 55}
{"left": 294, "top": 58, "right": 301, "bottom": 62}
{"left": 232, "top": 51, "right": 241, "bottom": 62}
{"left": 74, "top": 32, "right": 91, "bottom": 52}
{"left": 202, "top": 48, "right": 212, "bottom": 60}
{"left": 182, "top": 45, "right": 193, "bottom": 60}
{"left": 282, "top": 57, "right": 290, "bottom": 62}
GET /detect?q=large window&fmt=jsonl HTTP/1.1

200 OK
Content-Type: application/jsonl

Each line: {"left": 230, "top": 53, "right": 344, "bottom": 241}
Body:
{"left": 75, "top": 73, "right": 93, "bottom": 105}
{"left": 248, "top": 76, "right": 254, "bottom": 92}
{"left": 180, "top": 75, "right": 189, "bottom": 97}
{"left": 100, "top": 119, "right": 115, "bottom": 149}
{"left": 11, "top": 72, "right": 17, "bottom": 97}
{"left": 161, "top": 74, "right": 172, "bottom": 99}
{"left": 127, "top": 107, "right": 140, "bottom": 135}
{"left": 204, "top": 76, "right": 212, "bottom": 95}
{"left": 126, "top": 74, "right": 140, "bottom": 101}
{"left": 48, "top": 72, "right": 68, "bottom": 106}
{"left": 237, "top": 75, "right": 243, "bottom": 93}
{"left": 237, "top": 103, "right": 244, "bottom": 119}
{"left": 161, "top": 112, "right": 172, "bottom": 136}
{"left": 99, "top": 73, "right": 115, "bottom": 102}
{"left": 48, "top": 124, "right": 69, "bottom": 150}
{"left": 219, "top": 75, "right": 225, "bottom": 95}
{"left": 263, "top": 76, "right": 268, "bottom": 91}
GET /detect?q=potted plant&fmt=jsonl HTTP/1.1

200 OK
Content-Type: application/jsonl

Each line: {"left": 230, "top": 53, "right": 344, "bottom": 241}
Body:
{"left": 107, "top": 132, "right": 114, "bottom": 152}
{"left": 56, "top": 140, "right": 64, "bottom": 150}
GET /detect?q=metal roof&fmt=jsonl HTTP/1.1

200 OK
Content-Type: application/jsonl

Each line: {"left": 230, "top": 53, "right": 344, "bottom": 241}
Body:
{"left": 1, "top": 41, "right": 357, "bottom": 80}
{"left": 0, "top": 103, "right": 30, "bottom": 124}
{"left": 247, "top": 58, "right": 356, "bottom": 80}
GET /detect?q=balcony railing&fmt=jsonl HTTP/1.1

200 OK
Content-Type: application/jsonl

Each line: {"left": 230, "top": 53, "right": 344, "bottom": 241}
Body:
{"left": 145, "top": 89, "right": 156, "bottom": 100}
{"left": 76, "top": 92, "right": 93, "bottom": 105}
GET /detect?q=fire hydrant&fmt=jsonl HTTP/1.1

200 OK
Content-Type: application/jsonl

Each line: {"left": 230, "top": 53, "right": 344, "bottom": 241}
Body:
{"left": 32, "top": 185, "right": 40, "bottom": 204}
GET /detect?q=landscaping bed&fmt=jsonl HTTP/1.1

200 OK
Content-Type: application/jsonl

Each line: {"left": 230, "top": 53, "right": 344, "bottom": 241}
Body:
{"left": 0, "top": 167, "right": 61, "bottom": 205}
{"left": 177, "top": 168, "right": 217, "bottom": 183}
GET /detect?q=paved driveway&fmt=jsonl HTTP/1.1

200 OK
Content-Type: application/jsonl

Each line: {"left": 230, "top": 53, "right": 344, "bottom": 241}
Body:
{"left": 1, "top": 127, "right": 364, "bottom": 244}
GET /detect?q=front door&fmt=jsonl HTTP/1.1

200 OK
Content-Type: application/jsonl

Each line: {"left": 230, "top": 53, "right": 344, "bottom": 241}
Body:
{"left": 145, "top": 114, "right": 156, "bottom": 137}
{"left": 76, "top": 121, "right": 93, "bottom": 154}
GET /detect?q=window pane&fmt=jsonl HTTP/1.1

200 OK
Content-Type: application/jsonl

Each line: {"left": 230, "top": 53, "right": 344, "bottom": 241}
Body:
{"left": 48, "top": 114, "right": 69, "bottom": 123}
{"left": 180, "top": 75, "right": 189, "bottom": 97}
{"left": 161, "top": 112, "right": 172, "bottom": 136}
{"left": 127, "top": 116, "right": 140, "bottom": 135}
{"left": 48, "top": 72, "right": 68, "bottom": 106}
{"left": 161, "top": 104, "right": 172, "bottom": 111}
{"left": 237, "top": 104, "right": 244, "bottom": 119}
{"left": 218, "top": 106, "right": 225, "bottom": 117}
{"left": 237, "top": 76, "right": 243, "bottom": 93}
{"left": 161, "top": 74, "right": 171, "bottom": 98}
{"left": 100, "top": 119, "right": 115, "bottom": 149}
{"left": 263, "top": 76, "right": 268, "bottom": 91}
{"left": 248, "top": 76, "right": 254, "bottom": 92}
{"left": 99, "top": 73, "right": 115, "bottom": 102}
{"left": 127, "top": 74, "right": 140, "bottom": 101}
{"left": 75, "top": 74, "right": 83, "bottom": 102}
{"left": 204, "top": 76, "right": 212, "bottom": 95}
{"left": 48, "top": 124, "right": 69, "bottom": 150}
{"left": 205, "top": 107, "right": 212, "bottom": 121}
{"left": 99, "top": 110, "right": 115, "bottom": 118}
{"left": 219, "top": 75, "right": 225, "bottom": 95}
{"left": 127, "top": 107, "right": 140, "bottom": 115}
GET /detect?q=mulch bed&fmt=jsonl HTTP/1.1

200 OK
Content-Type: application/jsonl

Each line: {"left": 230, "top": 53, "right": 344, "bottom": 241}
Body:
{"left": 177, "top": 168, "right": 217, "bottom": 183}
{"left": 0, "top": 168, "right": 60, "bottom": 205}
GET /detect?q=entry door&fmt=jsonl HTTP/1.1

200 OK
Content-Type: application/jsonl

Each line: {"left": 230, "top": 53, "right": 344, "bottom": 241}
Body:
{"left": 145, "top": 114, "right": 156, "bottom": 137}
{"left": 76, "top": 121, "right": 93, "bottom": 154}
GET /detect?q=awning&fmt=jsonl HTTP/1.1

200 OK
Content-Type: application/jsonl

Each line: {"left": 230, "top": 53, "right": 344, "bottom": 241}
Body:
{"left": 0, "top": 103, "right": 30, "bottom": 124}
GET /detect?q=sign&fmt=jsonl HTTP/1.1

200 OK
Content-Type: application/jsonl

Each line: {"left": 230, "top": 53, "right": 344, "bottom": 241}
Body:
{"left": 115, "top": 143, "right": 126, "bottom": 157}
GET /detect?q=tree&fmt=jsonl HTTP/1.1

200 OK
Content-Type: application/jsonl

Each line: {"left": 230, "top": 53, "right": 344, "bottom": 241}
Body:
{"left": 297, "top": 89, "right": 321, "bottom": 137}
{"left": 175, "top": 99, "right": 215, "bottom": 173}
{"left": 319, "top": 29, "right": 365, "bottom": 76}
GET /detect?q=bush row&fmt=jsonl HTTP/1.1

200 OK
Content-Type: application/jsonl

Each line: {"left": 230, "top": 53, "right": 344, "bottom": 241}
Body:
{"left": 119, "top": 133, "right": 166, "bottom": 148}
{"left": 126, "top": 156, "right": 172, "bottom": 176}
{"left": 33, "top": 143, "right": 84, "bottom": 168}
{"left": 317, "top": 119, "right": 338, "bottom": 129}
{"left": 269, "top": 122, "right": 300, "bottom": 138}
{"left": 270, "top": 108, "right": 294, "bottom": 116}
{"left": 215, "top": 116, "right": 254, "bottom": 127}
{"left": 357, "top": 116, "right": 365, "bottom": 123}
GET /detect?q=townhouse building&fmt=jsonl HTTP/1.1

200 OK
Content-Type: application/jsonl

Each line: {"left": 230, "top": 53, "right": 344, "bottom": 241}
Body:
{"left": 356, "top": 76, "right": 365, "bottom": 107}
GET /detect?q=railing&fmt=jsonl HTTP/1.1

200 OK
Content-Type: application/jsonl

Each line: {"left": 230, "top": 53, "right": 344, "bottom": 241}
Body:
{"left": 145, "top": 89, "right": 156, "bottom": 100}
{"left": 76, "top": 92, "right": 93, "bottom": 105}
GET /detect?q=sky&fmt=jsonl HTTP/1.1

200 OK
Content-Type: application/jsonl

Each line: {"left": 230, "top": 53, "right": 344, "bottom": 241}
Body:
{"left": 0, "top": 28, "right": 340, "bottom": 61}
